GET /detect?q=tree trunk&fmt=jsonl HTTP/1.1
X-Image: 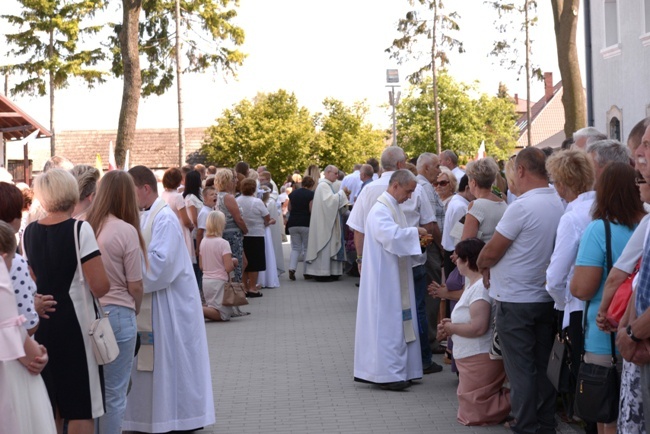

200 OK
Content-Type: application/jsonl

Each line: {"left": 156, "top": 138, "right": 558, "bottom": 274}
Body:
{"left": 551, "top": 0, "right": 586, "bottom": 138}
{"left": 175, "top": 0, "right": 186, "bottom": 167}
{"left": 432, "top": 0, "right": 442, "bottom": 154}
{"left": 49, "top": 30, "right": 56, "bottom": 156}
{"left": 116, "top": 0, "right": 143, "bottom": 168}
{"left": 525, "top": 0, "right": 532, "bottom": 147}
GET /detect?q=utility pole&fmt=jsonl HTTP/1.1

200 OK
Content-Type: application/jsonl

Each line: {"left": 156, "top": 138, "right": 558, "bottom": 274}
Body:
{"left": 175, "top": 0, "right": 186, "bottom": 166}
{"left": 525, "top": 0, "right": 532, "bottom": 147}
{"left": 386, "top": 69, "right": 401, "bottom": 147}
{"left": 431, "top": 1, "right": 442, "bottom": 155}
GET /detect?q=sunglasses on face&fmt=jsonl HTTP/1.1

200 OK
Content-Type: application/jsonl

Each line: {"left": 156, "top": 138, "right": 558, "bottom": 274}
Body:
{"left": 433, "top": 180, "right": 450, "bottom": 187}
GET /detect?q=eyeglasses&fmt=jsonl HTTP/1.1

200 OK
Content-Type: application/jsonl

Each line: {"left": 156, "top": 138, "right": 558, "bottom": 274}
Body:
{"left": 433, "top": 180, "right": 450, "bottom": 187}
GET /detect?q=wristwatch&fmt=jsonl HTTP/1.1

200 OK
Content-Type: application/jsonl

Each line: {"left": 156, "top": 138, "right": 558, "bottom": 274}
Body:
{"left": 627, "top": 325, "right": 642, "bottom": 342}
{"left": 356, "top": 257, "right": 362, "bottom": 264}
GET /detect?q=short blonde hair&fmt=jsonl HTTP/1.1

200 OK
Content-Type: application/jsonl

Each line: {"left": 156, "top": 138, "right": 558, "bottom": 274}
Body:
{"left": 504, "top": 157, "right": 518, "bottom": 195}
{"left": 206, "top": 210, "right": 226, "bottom": 237}
{"left": 34, "top": 168, "right": 79, "bottom": 213}
{"left": 70, "top": 164, "right": 100, "bottom": 201}
{"left": 439, "top": 167, "right": 458, "bottom": 192}
{"left": 214, "top": 168, "right": 234, "bottom": 191}
{"left": 465, "top": 157, "right": 499, "bottom": 190}
{"left": 546, "top": 150, "right": 594, "bottom": 196}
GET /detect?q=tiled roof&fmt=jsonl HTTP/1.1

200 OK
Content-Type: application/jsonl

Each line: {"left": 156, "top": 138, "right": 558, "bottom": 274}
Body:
{"left": 55, "top": 127, "right": 209, "bottom": 170}
{"left": 516, "top": 81, "right": 566, "bottom": 148}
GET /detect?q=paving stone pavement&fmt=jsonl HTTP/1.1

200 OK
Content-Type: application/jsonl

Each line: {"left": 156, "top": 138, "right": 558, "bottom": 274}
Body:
{"left": 197, "top": 243, "right": 581, "bottom": 434}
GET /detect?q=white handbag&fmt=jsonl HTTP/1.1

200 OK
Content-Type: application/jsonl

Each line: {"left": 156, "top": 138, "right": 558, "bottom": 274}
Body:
{"left": 73, "top": 220, "right": 119, "bottom": 365}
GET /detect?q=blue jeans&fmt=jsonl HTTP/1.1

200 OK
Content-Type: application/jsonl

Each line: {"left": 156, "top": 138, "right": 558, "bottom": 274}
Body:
{"left": 98, "top": 305, "right": 137, "bottom": 434}
{"left": 413, "top": 264, "right": 432, "bottom": 367}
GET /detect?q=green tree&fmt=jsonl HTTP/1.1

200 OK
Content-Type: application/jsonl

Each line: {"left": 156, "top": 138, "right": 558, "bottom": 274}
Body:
{"left": 110, "top": 0, "right": 245, "bottom": 166}
{"left": 314, "top": 98, "right": 386, "bottom": 173}
{"left": 2, "top": 0, "right": 106, "bottom": 155}
{"left": 396, "top": 72, "right": 517, "bottom": 162}
{"left": 201, "top": 90, "right": 316, "bottom": 181}
{"left": 387, "top": 0, "right": 463, "bottom": 154}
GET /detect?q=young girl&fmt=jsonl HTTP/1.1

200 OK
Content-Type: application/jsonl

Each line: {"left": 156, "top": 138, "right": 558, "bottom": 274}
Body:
{"left": 200, "top": 211, "right": 238, "bottom": 321}
{"left": 0, "top": 220, "right": 56, "bottom": 433}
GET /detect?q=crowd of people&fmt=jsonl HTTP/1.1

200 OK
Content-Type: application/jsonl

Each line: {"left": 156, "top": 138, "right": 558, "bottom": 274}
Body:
{"left": 3, "top": 120, "right": 650, "bottom": 434}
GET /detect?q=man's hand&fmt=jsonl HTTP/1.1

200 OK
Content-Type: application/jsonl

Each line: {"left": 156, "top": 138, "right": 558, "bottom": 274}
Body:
{"left": 616, "top": 328, "right": 638, "bottom": 362}
{"left": 480, "top": 268, "right": 491, "bottom": 289}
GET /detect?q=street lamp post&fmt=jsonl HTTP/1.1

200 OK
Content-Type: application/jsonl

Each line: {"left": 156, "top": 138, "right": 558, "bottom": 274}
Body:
{"left": 386, "top": 69, "right": 401, "bottom": 147}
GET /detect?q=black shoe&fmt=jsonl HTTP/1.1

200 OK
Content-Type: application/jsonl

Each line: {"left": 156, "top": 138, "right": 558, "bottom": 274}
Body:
{"left": 304, "top": 274, "right": 314, "bottom": 280}
{"left": 378, "top": 381, "right": 411, "bottom": 391}
{"left": 289, "top": 270, "right": 296, "bottom": 281}
{"left": 423, "top": 362, "right": 443, "bottom": 374}
{"left": 246, "top": 291, "right": 263, "bottom": 298}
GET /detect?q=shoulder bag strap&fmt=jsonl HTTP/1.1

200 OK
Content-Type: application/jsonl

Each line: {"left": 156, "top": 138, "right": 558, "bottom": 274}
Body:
{"left": 74, "top": 220, "right": 104, "bottom": 319}
{"left": 603, "top": 220, "right": 617, "bottom": 365}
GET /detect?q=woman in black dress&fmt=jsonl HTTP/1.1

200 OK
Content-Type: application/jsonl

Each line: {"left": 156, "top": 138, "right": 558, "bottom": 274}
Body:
{"left": 23, "top": 169, "right": 109, "bottom": 434}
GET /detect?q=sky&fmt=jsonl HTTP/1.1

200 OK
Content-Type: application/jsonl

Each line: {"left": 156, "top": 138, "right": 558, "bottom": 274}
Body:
{"left": 1, "top": 0, "right": 583, "bottom": 133}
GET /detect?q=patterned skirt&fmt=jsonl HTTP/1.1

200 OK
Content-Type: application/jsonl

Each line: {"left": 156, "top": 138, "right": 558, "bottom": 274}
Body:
{"left": 223, "top": 229, "right": 244, "bottom": 282}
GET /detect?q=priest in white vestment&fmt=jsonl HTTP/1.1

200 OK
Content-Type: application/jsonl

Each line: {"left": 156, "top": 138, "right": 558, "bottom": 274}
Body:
{"left": 354, "top": 170, "right": 428, "bottom": 391}
{"left": 125, "top": 166, "right": 215, "bottom": 433}
{"left": 305, "top": 165, "right": 348, "bottom": 280}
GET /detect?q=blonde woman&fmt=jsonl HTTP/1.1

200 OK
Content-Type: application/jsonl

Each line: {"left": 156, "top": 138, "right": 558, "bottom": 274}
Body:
{"left": 86, "top": 171, "right": 146, "bottom": 434}
{"left": 461, "top": 158, "right": 507, "bottom": 243}
{"left": 214, "top": 169, "right": 248, "bottom": 282}
{"left": 23, "top": 169, "right": 110, "bottom": 434}
{"left": 435, "top": 167, "right": 457, "bottom": 208}
{"left": 200, "top": 211, "right": 237, "bottom": 321}
{"left": 69, "top": 165, "right": 100, "bottom": 220}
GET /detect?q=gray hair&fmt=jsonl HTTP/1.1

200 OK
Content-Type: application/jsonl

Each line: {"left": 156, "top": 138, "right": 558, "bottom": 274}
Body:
{"left": 441, "top": 150, "right": 458, "bottom": 166}
{"left": 389, "top": 169, "right": 416, "bottom": 187}
{"left": 381, "top": 146, "right": 407, "bottom": 171}
{"left": 360, "top": 164, "right": 373, "bottom": 178}
{"left": 465, "top": 157, "right": 499, "bottom": 189}
{"left": 324, "top": 165, "right": 338, "bottom": 175}
{"left": 573, "top": 127, "right": 607, "bottom": 147}
{"left": 416, "top": 152, "right": 438, "bottom": 172}
{"left": 587, "top": 139, "right": 631, "bottom": 167}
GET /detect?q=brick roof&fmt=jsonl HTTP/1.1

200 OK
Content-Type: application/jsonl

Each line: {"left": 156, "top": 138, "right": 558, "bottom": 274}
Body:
{"left": 55, "top": 127, "right": 209, "bottom": 170}
{"left": 516, "top": 81, "right": 566, "bottom": 148}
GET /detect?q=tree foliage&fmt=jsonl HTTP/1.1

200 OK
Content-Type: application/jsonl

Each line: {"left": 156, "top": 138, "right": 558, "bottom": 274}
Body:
{"left": 2, "top": 0, "right": 106, "bottom": 154}
{"left": 396, "top": 72, "right": 517, "bottom": 162}
{"left": 201, "top": 91, "right": 387, "bottom": 180}
{"left": 386, "top": 0, "right": 463, "bottom": 84}
{"left": 313, "top": 98, "right": 387, "bottom": 173}
{"left": 109, "top": 0, "right": 245, "bottom": 97}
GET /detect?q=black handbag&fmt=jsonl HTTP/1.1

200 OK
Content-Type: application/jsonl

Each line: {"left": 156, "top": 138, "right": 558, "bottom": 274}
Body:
{"left": 547, "top": 333, "right": 571, "bottom": 393}
{"left": 573, "top": 220, "right": 620, "bottom": 424}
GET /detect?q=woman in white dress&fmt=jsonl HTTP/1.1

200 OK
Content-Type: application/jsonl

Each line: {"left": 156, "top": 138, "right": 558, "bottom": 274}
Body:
{"left": 161, "top": 168, "right": 194, "bottom": 260}
{"left": 0, "top": 220, "right": 56, "bottom": 434}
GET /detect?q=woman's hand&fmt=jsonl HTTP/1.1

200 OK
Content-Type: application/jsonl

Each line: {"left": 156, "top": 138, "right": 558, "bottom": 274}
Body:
{"left": 232, "top": 258, "right": 239, "bottom": 267}
{"left": 27, "top": 345, "right": 48, "bottom": 375}
{"left": 436, "top": 321, "right": 449, "bottom": 341}
{"left": 441, "top": 318, "right": 453, "bottom": 336}
{"left": 596, "top": 308, "right": 615, "bottom": 333}
{"left": 428, "top": 282, "right": 449, "bottom": 299}
{"left": 35, "top": 293, "right": 56, "bottom": 319}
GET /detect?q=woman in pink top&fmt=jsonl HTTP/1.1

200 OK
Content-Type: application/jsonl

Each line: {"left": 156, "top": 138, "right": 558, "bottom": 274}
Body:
{"left": 200, "top": 211, "right": 238, "bottom": 322}
{"left": 86, "top": 171, "right": 146, "bottom": 434}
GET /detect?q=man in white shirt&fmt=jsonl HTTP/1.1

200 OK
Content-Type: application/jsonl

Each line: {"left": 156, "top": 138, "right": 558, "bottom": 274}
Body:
{"left": 440, "top": 150, "right": 465, "bottom": 182}
{"left": 477, "top": 148, "right": 564, "bottom": 434}
{"left": 340, "top": 164, "right": 362, "bottom": 207}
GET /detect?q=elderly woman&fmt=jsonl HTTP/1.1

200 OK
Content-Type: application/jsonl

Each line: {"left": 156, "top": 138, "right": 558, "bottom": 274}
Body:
{"left": 461, "top": 157, "right": 507, "bottom": 243}
{"left": 86, "top": 170, "right": 145, "bottom": 434}
{"left": 214, "top": 168, "right": 248, "bottom": 283}
{"left": 69, "top": 165, "right": 100, "bottom": 219}
{"left": 237, "top": 179, "right": 274, "bottom": 296}
{"left": 437, "top": 238, "right": 510, "bottom": 426}
{"left": 544, "top": 150, "right": 596, "bottom": 393}
{"left": 23, "top": 169, "right": 110, "bottom": 434}
{"left": 571, "top": 162, "right": 646, "bottom": 434}
{"left": 435, "top": 167, "right": 457, "bottom": 208}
